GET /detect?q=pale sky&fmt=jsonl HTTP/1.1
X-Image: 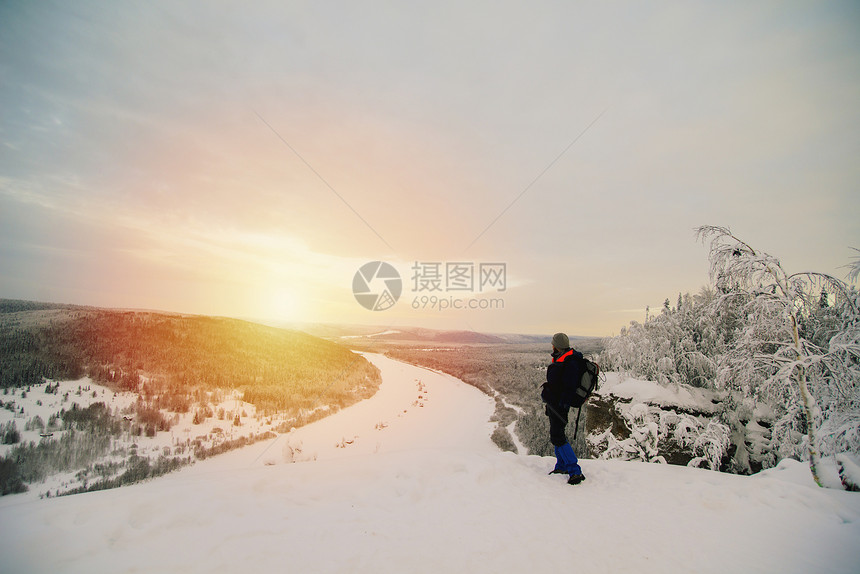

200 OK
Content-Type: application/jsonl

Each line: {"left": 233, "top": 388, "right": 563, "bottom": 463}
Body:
{"left": 1, "top": 1, "right": 859, "bottom": 336}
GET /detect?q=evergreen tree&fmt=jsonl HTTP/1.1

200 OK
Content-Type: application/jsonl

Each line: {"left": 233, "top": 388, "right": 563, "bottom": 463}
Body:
{"left": 1, "top": 422, "right": 20, "bottom": 445}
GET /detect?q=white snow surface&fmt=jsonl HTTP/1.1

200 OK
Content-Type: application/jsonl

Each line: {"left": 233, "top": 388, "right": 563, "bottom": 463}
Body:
{"left": 1, "top": 353, "right": 859, "bottom": 574}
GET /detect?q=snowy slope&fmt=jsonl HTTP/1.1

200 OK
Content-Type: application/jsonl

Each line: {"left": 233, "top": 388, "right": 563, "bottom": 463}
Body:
{"left": 1, "top": 354, "right": 859, "bottom": 574}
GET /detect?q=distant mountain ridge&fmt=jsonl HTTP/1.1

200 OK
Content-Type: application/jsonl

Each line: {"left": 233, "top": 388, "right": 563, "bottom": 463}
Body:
{"left": 1, "top": 299, "right": 598, "bottom": 348}
{"left": 292, "top": 322, "right": 597, "bottom": 346}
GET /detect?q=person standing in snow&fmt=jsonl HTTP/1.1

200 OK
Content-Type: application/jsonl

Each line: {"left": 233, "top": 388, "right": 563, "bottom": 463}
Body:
{"left": 541, "top": 332, "right": 586, "bottom": 485}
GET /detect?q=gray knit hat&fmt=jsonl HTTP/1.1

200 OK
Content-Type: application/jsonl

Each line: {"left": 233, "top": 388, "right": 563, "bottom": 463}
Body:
{"left": 551, "top": 332, "right": 570, "bottom": 350}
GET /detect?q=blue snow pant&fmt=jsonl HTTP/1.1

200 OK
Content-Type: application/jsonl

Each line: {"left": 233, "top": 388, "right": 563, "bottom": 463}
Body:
{"left": 546, "top": 402, "right": 582, "bottom": 475}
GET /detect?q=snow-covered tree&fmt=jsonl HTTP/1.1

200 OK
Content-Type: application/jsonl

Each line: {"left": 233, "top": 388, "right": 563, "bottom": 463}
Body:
{"left": 599, "top": 227, "right": 859, "bottom": 485}
{"left": 697, "top": 225, "right": 860, "bottom": 487}
{"left": 588, "top": 403, "right": 730, "bottom": 470}
{"left": 601, "top": 287, "right": 724, "bottom": 389}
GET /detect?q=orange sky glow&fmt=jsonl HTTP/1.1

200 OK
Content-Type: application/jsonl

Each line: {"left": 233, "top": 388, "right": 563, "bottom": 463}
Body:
{"left": 1, "top": 1, "right": 859, "bottom": 336}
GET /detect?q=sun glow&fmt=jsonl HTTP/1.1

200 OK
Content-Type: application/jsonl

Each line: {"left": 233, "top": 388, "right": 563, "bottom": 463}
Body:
{"left": 265, "top": 288, "right": 302, "bottom": 323}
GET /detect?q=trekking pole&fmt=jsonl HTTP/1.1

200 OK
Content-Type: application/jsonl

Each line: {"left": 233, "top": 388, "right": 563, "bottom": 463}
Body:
{"left": 544, "top": 402, "right": 585, "bottom": 442}
{"left": 572, "top": 406, "right": 583, "bottom": 441}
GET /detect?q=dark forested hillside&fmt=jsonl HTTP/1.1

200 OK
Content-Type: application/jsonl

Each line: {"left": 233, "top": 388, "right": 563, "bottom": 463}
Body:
{"left": 0, "top": 302, "right": 380, "bottom": 414}
{"left": 0, "top": 302, "right": 381, "bottom": 496}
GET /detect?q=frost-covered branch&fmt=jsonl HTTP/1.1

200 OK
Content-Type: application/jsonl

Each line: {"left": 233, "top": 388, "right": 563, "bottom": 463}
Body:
{"left": 602, "top": 226, "right": 859, "bottom": 487}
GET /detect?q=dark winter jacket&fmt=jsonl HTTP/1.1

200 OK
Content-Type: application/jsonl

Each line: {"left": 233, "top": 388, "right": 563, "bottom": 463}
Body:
{"left": 541, "top": 347, "right": 584, "bottom": 405}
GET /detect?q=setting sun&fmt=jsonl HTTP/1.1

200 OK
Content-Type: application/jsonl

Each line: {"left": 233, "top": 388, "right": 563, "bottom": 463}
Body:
{"left": 262, "top": 286, "right": 303, "bottom": 323}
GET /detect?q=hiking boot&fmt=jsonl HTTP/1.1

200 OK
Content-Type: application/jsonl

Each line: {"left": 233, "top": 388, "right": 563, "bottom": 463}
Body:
{"left": 567, "top": 474, "right": 586, "bottom": 485}
{"left": 549, "top": 468, "right": 568, "bottom": 475}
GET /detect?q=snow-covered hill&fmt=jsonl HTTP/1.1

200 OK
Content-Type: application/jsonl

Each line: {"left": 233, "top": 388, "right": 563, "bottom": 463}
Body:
{"left": 1, "top": 354, "right": 858, "bottom": 573}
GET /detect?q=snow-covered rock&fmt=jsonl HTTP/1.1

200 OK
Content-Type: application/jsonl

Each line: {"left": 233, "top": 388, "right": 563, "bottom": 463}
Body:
{"left": 598, "top": 371, "right": 719, "bottom": 414}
